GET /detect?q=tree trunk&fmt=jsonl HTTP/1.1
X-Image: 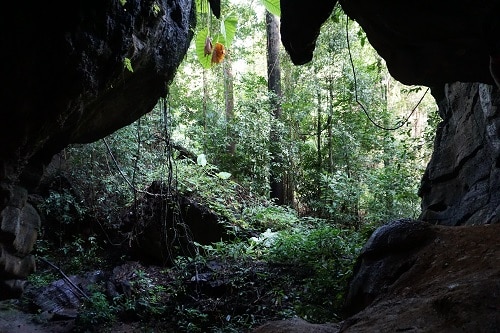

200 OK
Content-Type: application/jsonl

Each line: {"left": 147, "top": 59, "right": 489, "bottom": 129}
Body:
{"left": 223, "top": 53, "right": 236, "bottom": 156}
{"left": 266, "top": 10, "right": 284, "bottom": 205}
{"left": 327, "top": 77, "right": 334, "bottom": 173}
{"left": 316, "top": 88, "right": 323, "bottom": 199}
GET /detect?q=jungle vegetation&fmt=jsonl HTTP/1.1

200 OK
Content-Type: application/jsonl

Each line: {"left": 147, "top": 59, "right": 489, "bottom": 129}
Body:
{"left": 30, "top": 1, "right": 438, "bottom": 332}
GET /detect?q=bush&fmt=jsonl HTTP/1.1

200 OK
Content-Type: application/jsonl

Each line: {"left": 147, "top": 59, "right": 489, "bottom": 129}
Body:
{"left": 267, "top": 225, "right": 364, "bottom": 322}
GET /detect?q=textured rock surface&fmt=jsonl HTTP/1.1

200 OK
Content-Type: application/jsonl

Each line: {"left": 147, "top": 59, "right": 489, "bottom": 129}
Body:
{"left": 342, "top": 219, "right": 435, "bottom": 316}
{"left": 0, "top": 0, "right": 195, "bottom": 297}
{"left": 339, "top": 222, "right": 500, "bottom": 332}
{"left": 120, "top": 181, "right": 229, "bottom": 265}
{"left": 282, "top": 0, "right": 500, "bottom": 86}
{"left": 253, "top": 317, "right": 340, "bottom": 333}
{"left": 339, "top": 0, "right": 500, "bottom": 87}
{"left": 251, "top": 222, "right": 500, "bottom": 333}
{"left": 420, "top": 82, "right": 500, "bottom": 225}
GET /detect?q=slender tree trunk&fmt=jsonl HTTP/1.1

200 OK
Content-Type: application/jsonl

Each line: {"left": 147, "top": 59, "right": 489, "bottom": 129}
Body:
{"left": 266, "top": 10, "right": 284, "bottom": 205}
{"left": 202, "top": 69, "right": 208, "bottom": 152}
{"left": 316, "top": 89, "right": 322, "bottom": 173}
{"left": 327, "top": 77, "right": 334, "bottom": 173}
{"left": 223, "top": 52, "right": 236, "bottom": 156}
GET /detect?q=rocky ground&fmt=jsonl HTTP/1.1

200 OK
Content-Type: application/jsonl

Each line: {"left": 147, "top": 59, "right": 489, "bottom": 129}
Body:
{"left": 255, "top": 222, "right": 500, "bottom": 333}
{"left": 1, "top": 222, "right": 499, "bottom": 333}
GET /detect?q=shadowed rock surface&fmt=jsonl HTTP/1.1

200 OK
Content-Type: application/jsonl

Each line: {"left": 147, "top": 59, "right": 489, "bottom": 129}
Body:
{"left": 420, "top": 82, "right": 500, "bottom": 225}
{"left": 252, "top": 221, "right": 500, "bottom": 333}
{"left": 0, "top": 0, "right": 195, "bottom": 297}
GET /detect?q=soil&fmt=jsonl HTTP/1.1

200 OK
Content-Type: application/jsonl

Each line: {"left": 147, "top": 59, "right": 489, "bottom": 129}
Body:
{"left": 253, "top": 223, "right": 500, "bottom": 333}
{"left": 1, "top": 223, "right": 499, "bottom": 333}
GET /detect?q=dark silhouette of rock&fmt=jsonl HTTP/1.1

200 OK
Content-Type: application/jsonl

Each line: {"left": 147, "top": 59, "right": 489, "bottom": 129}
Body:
{"left": 0, "top": 0, "right": 195, "bottom": 297}
{"left": 119, "top": 181, "right": 229, "bottom": 265}
{"left": 420, "top": 83, "right": 500, "bottom": 225}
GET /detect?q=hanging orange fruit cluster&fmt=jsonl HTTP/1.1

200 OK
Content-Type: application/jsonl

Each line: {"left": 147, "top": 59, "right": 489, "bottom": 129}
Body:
{"left": 204, "top": 36, "right": 225, "bottom": 66}
{"left": 211, "top": 42, "right": 226, "bottom": 65}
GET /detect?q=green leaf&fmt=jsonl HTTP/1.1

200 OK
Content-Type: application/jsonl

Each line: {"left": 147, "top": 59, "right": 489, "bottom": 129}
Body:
{"left": 220, "top": 14, "right": 238, "bottom": 49}
{"left": 195, "top": 0, "right": 209, "bottom": 14}
{"left": 195, "top": 28, "right": 212, "bottom": 69}
{"left": 197, "top": 154, "right": 207, "bottom": 166}
{"left": 260, "top": 0, "right": 280, "bottom": 17}
{"left": 123, "top": 57, "right": 133, "bottom": 72}
{"left": 217, "top": 172, "right": 232, "bottom": 180}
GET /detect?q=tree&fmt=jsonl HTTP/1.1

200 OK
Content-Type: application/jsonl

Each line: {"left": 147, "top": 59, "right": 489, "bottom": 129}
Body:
{"left": 266, "top": 10, "right": 285, "bottom": 205}
{"left": 223, "top": 52, "right": 236, "bottom": 155}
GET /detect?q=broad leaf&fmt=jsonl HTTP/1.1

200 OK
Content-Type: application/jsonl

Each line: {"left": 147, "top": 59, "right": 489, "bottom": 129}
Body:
{"left": 260, "top": 0, "right": 280, "bottom": 17}
{"left": 217, "top": 172, "right": 232, "bottom": 180}
{"left": 197, "top": 154, "right": 208, "bottom": 166}
{"left": 195, "top": 0, "right": 209, "bottom": 14}
{"left": 195, "top": 28, "right": 213, "bottom": 69}
{"left": 220, "top": 14, "right": 238, "bottom": 49}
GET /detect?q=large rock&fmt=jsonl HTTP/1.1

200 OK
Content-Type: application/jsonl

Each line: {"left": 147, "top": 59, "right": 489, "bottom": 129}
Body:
{"left": 251, "top": 221, "right": 500, "bottom": 332}
{"left": 119, "top": 181, "right": 229, "bottom": 265}
{"left": 339, "top": 221, "right": 500, "bottom": 332}
{"left": 420, "top": 83, "right": 500, "bottom": 225}
{"left": 281, "top": 0, "right": 500, "bottom": 87}
{"left": 0, "top": 0, "right": 195, "bottom": 297}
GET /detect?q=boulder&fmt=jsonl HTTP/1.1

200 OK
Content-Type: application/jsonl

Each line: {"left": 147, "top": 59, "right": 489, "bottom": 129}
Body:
{"left": 0, "top": 0, "right": 195, "bottom": 297}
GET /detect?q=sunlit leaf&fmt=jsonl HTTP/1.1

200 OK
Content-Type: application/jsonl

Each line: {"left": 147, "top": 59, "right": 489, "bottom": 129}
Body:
{"left": 195, "top": 28, "right": 212, "bottom": 69}
{"left": 197, "top": 154, "right": 207, "bottom": 166}
{"left": 195, "top": 0, "right": 209, "bottom": 14}
{"left": 123, "top": 57, "right": 133, "bottom": 72}
{"left": 217, "top": 172, "right": 232, "bottom": 179}
{"left": 220, "top": 14, "right": 238, "bottom": 49}
{"left": 260, "top": 0, "right": 280, "bottom": 17}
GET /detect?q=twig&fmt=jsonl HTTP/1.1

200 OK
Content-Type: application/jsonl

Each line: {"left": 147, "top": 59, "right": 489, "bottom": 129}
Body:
{"left": 38, "top": 257, "right": 91, "bottom": 301}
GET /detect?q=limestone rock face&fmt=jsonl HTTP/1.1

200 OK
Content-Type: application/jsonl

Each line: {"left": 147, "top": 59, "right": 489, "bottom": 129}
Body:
{"left": 420, "top": 83, "right": 500, "bottom": 225}
{"left": 338, "top": 0, "right": 500, "bottom": 87}
{"left": 340, "top": 221, "right": 500, "bottom": 332}
{"left": 0, "top": 0, "right": 195, "bottom": 297}
{"left": 282, "top": 0, "right": 499, "bottom": 87}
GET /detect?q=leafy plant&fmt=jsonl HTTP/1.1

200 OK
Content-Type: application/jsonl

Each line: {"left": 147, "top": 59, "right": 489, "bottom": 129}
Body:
{"left": 242, "top": 204, "right": 299, "bottom": 231}
{"left": 40, "top": 189, "right": 87, "bottom": 225}
{"left": 260, "top": 0, "right": 280, "bottom": 16}
{"left": 267, "top": 225, "right": 364, "bottom": 322}
{"left": 123, "top": 57, "right": 133, "bottom": 72}
{"left": 75, "top": 289, "right": 117, "bottom": 332}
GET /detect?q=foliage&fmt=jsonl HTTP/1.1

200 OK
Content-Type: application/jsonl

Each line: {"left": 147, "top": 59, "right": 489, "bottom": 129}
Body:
{"left": 39, "top": 189, "right": 87, "bottom": 226}
{"left": 242, "top": 204, "right": 299, "bottom": 231}
{"left": 123, "top": 57, "right": 133, "bottom": 72}
{"left": 267, "top": 225, "right": 364, "bottom": 322}
{"left": 75, "top": 289, "right": 117, "bottom": 332}
{"left": 31, "top": 2, "right": 441, "bottom": 332}
{"left": 260, "top": 0, "right": 280, "bottom": 17}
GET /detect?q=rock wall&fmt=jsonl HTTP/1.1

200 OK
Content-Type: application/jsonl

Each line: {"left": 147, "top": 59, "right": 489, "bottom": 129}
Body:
{"left": 420, "top": 83, "right": 500, "bottom": 225}
{"left": 0, "top": 0, "right": 195, "bottom": 298}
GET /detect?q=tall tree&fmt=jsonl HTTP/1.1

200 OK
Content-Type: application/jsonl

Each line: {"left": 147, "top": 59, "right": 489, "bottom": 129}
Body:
{"left": 266, "top": 10, "right": 284, "bottom": 205}
{"left": 223, "top": 52, "right": 236, "bottom": 155}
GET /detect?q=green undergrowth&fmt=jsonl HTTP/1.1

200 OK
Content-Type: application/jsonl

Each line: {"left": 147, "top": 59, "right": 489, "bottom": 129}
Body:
{"left": 30, "top": 153, "right": 375, "bottom": 332}
{"left": 30, "top": 217, "right": 368, "bottom": 332}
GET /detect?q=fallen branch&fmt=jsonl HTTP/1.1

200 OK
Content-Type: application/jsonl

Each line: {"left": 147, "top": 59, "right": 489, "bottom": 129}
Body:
{"left": 38, "top": 257, "right": 91, "bottom": 301}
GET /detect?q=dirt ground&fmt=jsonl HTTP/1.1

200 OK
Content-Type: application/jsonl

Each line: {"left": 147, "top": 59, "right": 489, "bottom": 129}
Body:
{"left": 254, "top": 223, "right": 500, "bottom": 333}
{"left": 1, "top": 223, "right": 499, "bottom": 333}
